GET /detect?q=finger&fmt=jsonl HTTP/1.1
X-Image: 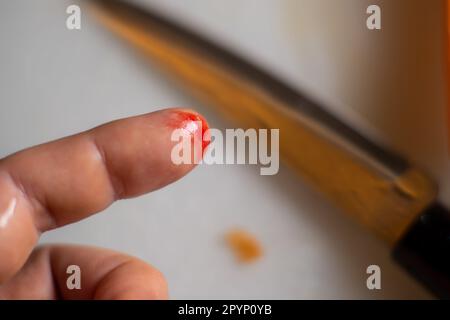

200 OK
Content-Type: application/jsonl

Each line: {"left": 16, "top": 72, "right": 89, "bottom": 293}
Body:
{"left": 0, "top": 108, "right": 209, "bottom": 282}
{"left": 0, "top": 244, "right": 168, "bottom": 300}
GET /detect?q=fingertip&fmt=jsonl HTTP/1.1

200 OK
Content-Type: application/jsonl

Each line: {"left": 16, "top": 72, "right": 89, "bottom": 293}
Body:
{"left": 163, "top": 107, "right": 211, "bottom": 152}
{"left": 92, "top": 258, "right": 169, "bottom": 300}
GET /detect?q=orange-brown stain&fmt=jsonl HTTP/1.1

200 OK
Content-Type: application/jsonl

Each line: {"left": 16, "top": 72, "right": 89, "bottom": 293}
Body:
{"left": 225, "top": 229, "right": 263, "bottom": 263}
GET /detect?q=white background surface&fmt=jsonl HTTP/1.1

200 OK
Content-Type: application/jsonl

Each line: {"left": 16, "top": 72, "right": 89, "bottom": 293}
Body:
{"left": 1, "top": 0, "right": 447, "bottom": 299}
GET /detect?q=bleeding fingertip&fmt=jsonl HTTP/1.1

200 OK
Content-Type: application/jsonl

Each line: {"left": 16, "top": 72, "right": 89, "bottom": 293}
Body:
{"left": 165, "top": 108, "right": 210, "bottom": 153}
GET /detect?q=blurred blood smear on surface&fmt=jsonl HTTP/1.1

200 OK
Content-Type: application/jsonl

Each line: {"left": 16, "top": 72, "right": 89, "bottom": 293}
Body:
{"left": 225, "top": 229, "right": 263, "bottom": 263}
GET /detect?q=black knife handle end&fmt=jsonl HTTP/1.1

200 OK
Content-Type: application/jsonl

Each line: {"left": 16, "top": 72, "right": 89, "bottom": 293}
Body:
{"left": 393, "top": 203, "right": 450, "bottom": 299}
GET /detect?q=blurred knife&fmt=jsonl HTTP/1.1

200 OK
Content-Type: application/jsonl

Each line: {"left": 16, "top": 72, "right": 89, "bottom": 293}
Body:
{"left": 87, "top": 0, "right": 450, "bottom": 298}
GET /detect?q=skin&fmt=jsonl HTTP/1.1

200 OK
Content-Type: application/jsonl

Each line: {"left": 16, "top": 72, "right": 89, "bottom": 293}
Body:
{"left": 0, "top": 108, "right": 207, "bottom": 299}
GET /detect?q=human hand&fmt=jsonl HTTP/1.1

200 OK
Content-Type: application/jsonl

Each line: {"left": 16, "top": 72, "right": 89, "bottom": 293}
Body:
{"left": 0, "top": 108, "right": 208, "bottom": 299}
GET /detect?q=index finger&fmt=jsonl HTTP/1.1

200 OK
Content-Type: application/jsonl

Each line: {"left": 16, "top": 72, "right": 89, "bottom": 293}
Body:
{"left": 0, "top": 108, "right": 209, "bottom": 282}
